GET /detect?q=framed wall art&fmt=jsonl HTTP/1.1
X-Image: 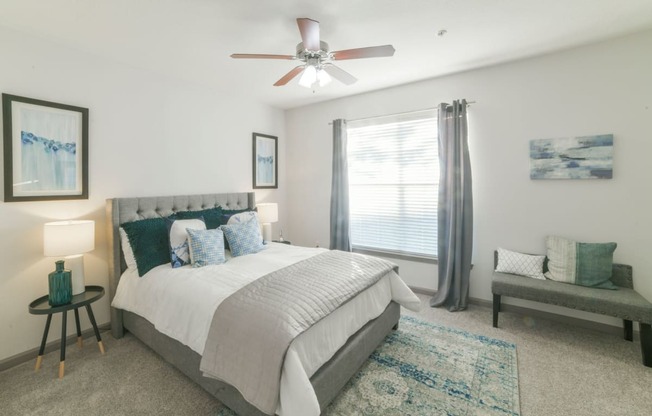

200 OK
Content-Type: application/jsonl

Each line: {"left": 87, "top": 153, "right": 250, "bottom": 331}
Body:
{"left": 2, "top": 94, "right": 89, "bottom": 201}
{"left": 530, "top": 134, "right": 613, "bottom": 180}
{"left": 252, "top": 132, "right": 278, "bottom": 189}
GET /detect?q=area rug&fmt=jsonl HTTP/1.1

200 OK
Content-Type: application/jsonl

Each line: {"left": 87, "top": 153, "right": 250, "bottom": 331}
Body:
{"left": 217, "top": 316, "right": 520, "bottom": 416}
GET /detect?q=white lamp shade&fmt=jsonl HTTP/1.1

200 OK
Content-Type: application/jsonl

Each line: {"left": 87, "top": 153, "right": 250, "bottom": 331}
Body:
{"left": 299, "top": 65, "right": 317, "bottom": 88}
{"left": 317, "top": 69, "right": 332, "bottom": 87}
{"left": 44, "top": 220, "right": 95, "bottom": 257}
{"left": 257, "top": 203, "right": 278, "bottom": 224}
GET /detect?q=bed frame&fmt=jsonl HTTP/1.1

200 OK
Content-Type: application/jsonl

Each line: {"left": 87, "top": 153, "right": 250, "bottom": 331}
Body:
{"left": 106, "top": 192, "right": 400, "bottom": 416}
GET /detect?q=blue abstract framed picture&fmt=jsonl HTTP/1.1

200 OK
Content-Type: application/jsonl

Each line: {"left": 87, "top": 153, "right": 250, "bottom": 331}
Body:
{"left": 252, "top": 132, "right": 278, "bottom": 189}
{"left": 2, "top": 94, "right": 89, "bottom": 201}
{"left": 530, "top": 134, "right": 613, "bottom": 180}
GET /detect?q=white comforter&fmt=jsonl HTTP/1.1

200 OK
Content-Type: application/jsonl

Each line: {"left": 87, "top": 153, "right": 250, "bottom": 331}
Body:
{"left": 112, "top": 243, "right": 421, "bottom": 416}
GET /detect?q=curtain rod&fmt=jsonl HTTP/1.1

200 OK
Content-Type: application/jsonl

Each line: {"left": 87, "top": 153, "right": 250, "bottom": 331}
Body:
{"left": 328, "top": 101, "right": 476, "bottom": 125}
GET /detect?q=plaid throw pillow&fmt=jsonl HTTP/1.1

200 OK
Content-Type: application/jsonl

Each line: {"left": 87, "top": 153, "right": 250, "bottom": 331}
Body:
{"left": 187, "top": 228, "right": 226, "bottom": 267}
{"left": 220, "top": 217, "right": 264, "bottom": 257}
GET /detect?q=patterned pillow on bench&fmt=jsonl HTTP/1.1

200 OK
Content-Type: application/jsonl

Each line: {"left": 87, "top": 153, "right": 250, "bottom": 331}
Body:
{"left": 544, "top": 235, "right": 617, "bottom": 289}
{"left": 495, "top": 248, "right": 546, "bottom": 280}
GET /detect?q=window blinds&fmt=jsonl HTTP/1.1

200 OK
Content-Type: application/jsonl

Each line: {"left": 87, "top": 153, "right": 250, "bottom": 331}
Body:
{"left": 347, "top": 109, "right": 438, "bottom": 258}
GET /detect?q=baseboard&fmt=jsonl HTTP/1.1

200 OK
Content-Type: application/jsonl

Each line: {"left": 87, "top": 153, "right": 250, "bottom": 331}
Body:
{"left": 0, "top": 323, "right": 110, "bottom": 372}
{"left": 408, "top": 286, "right": 635, "bottom": 338}
{"left": 409, "top": 285, "right": 437, "bottom": 296}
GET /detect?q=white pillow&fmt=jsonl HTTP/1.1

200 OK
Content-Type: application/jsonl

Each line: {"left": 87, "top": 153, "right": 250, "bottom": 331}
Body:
{"left": 119, "top": 227, "right": 137, "bottom": 270}
{"left": 168, "top": 218, "right": 207, "bottom": 268}
{"left": 227, "top": 211, "right": 262, "bottom": 237}
{"left": 495, "top": 248, "right": 546, "bottom": 280}
{"left": 227, "top": 211, "right": 258, "bottom": 225}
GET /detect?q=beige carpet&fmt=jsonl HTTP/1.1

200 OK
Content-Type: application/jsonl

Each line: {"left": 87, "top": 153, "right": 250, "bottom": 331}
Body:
{"left": 1, "top": 293, "right": 650, "bottom": 415}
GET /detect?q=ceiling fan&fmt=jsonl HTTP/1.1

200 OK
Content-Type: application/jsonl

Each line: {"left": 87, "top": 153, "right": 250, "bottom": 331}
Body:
{"left": 230, "top": 18, "right": 395, "bottom": 88}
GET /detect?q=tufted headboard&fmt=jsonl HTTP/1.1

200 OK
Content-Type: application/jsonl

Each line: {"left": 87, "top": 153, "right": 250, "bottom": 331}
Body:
{"left": 106, "top": 192, "right": 255, "bottom": 338}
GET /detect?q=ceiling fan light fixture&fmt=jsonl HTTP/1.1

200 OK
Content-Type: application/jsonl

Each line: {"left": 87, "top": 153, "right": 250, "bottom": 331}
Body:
{"left": 299, "top": 65, "right": 317, "bottom": 88}
{"left": 317, "top": 68, "right": 331, "bottom": 87}
{"left": 231, "top": 18, "right": 395, "bottom": 87}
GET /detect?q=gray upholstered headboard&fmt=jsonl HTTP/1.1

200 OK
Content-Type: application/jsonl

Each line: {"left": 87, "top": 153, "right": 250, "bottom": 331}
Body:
{"left": 105, "top": 192, "right": 256, "bottom": 338}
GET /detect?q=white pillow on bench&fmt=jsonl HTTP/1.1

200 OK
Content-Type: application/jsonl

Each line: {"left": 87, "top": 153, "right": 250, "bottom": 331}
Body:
{"left": 495, "top": 248, "right": 546, "bottom": 280}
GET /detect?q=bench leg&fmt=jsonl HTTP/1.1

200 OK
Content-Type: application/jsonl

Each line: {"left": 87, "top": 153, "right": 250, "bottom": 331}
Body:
{"left": 641, "top": 323, "right": 652, "bottom": 367}
{"left": 492, "top": 294, "right": 501, "bottom": 328}
{"left": 623, "top": 320, "right": 633, "bottom": 342}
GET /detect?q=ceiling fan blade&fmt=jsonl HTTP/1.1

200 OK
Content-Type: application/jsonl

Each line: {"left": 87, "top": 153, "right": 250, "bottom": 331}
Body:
{"left": 323, "top": 64, "right": 357, "bottom": 85}
{"left": 331, "top": 45, "right": 395, "bottom": 60}
{"left": 231, "top": 54, "right": 295, "bottom": 60}
{"left": 273, "top": 66, "right": 305, "bottom": 86}
{"left": 297, "top": 18, "right": 320, "bottom": 51}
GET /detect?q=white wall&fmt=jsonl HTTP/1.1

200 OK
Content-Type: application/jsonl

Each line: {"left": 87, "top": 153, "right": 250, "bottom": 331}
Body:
{"left": 3, "top": 25, "right": 650, "bottom": 363}
{"left": 0, "top": 26, "right": 286, "bottom": 362}
{"left": 285, "top": 30, "right": 652, "bottom": 326}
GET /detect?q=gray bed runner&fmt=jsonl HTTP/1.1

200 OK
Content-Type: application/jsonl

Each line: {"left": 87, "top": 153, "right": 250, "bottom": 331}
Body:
{"left": 200, "top": 250, "right": 397, "bottom": 415}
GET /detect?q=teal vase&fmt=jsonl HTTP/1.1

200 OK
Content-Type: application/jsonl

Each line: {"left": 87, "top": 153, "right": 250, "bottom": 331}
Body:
{"left": 48, "top": 260, "right": 72, "bottom": 306}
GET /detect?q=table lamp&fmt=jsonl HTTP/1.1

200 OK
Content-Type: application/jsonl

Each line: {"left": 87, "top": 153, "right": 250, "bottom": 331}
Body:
{"left": 256, "top": 203, "right": 278, "bottom": 243}
{"left": 44, "top": 220, "right": 95, "bottom": 295}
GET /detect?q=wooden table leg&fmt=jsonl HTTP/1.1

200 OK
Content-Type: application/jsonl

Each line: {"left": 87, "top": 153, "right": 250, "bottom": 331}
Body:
{"left": 35, "top": 314, "right": 52, "bottom": 371}
{"left": 74, "top": 308, "right": 83, "bottom": 348}
{"left": 85, "top": 304, "right": 104, "bottom": 354}
{"left": 59, "top": 310, "right": 67, "bottom": 379}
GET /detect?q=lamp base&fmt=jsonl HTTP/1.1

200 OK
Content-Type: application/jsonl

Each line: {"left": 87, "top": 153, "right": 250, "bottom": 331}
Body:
{"left": 262, "top": 223, "right": 272, "bottom": 243}
{"left": 65, "top": 254, "right": 86, "bottom": 295}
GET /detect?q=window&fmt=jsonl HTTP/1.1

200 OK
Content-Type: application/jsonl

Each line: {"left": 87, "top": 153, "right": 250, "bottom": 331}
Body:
{"left": 347, "top": 109, "right": 438, "bottom": 258}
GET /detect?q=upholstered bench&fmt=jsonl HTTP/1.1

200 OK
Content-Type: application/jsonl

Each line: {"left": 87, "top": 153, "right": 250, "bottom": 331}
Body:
{"left": 491, "top": 251, "right": 652, "bottom": 367}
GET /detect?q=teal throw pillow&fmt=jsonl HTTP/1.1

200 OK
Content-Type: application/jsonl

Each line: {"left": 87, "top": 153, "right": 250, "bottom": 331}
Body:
{"left": 576, "top": 242, "right": 618, "bottom": 289}
{"left": 187, "top": 228, "right": 226, "bottom": 267}
{"left": 121, "top": 217, "right": 170, "bottom": 277}
{"left": 175, "top": 207, "right": 224, "bottom": 229}
{"left": 220, "top": 217, "right": 264, "bottom": 257}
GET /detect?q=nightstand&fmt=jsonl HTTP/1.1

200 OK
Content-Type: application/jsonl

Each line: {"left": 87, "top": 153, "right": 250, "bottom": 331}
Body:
{"left": 273, "top": 240, "right": 292, "bottom": 245}
{"left": 28, "top": 285, "right": 105, "bottom": 378}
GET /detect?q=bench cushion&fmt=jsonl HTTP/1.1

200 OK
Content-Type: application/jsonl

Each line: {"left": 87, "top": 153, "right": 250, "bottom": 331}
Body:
{"left": 492, "top": 272, "right": 652, "bottom": 324}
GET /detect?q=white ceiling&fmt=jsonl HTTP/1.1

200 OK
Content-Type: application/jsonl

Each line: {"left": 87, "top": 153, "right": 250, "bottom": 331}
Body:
{"left": 2, "top": 0, "right": 652, "bottom": 109}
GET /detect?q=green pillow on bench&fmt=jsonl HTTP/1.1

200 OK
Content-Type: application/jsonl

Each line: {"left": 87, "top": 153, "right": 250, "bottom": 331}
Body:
{"left": 544, "top": 235, "right": 617, "bottom": 289}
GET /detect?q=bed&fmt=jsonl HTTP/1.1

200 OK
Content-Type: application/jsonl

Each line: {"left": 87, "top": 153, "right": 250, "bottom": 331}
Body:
{"left": 106, "top": 192, "right": 420, "bottom": 416}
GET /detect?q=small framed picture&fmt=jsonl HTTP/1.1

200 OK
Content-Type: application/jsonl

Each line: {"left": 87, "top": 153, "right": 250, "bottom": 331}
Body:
{"left": 252, "top": 132, "right": 278, "bottom": 189}
{"left": 2, "top": 94, "right": 89, "bottom": 202}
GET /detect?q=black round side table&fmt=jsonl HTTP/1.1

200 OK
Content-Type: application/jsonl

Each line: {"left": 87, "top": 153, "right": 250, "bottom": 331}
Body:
{"left": 28, "top": 285, "right": 105, "bottom": 378}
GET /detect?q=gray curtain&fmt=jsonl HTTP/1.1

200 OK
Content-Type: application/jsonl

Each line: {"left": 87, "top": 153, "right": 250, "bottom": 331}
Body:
{"left": 430, "top": 100, "right": 473, "bottom": 311}
{"left": 330, "top": 119, "right": 352, "bottom": 251}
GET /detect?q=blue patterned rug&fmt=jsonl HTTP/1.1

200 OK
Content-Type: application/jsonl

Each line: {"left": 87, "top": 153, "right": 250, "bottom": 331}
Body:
{"left": 217, "top": 316, "right": 520, "bottom": 415}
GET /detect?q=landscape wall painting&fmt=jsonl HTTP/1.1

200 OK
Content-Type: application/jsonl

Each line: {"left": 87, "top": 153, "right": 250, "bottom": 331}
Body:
{"left": 529, "top": 134, "right": 613, "bottom": 180}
